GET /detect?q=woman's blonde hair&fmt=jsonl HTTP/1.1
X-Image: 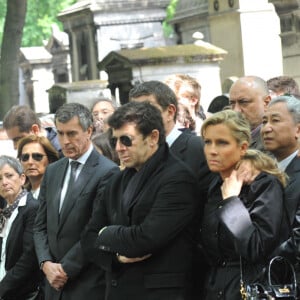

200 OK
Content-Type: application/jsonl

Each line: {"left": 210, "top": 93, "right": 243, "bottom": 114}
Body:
{"left": 201, "top": 110, "right": 251, "bottom": 145}
{"left": 240, "top": 149, "right": 288, "bottom": 187}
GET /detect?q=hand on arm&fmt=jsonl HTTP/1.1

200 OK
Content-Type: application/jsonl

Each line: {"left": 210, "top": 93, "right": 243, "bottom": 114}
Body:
{"left": 42, "top": 261, "right": 68, "bottom": 291}
{"left": 236, "top": 160, "right": 260, "bottom": 184}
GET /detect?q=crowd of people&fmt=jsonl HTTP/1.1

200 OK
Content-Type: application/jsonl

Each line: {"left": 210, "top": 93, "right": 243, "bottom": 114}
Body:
{"left": 0, "top": 74, "right": 299, "bottom": 300}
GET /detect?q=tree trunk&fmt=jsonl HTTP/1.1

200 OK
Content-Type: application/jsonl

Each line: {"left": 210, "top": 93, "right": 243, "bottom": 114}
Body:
{"left": 0, "top": 0, "right": 27, "bottom": 120}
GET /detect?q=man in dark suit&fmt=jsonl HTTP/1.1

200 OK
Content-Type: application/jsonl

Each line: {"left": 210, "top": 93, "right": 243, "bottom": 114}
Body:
{"left": 82, "top": 101, "right": 199, "bottom": 300}
{"left": 34, "top": 103, "right": 118, "bottom": 300}
{"left": 261, "top": 95, "right": 300, "bottom": 264}
{"left": 129, "top": 81, "right": 213, "bottom": 297}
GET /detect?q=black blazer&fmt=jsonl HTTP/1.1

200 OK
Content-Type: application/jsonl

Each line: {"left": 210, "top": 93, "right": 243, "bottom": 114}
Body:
{"left": 82, "top": 145, "right": 199, "bottom": 300}
{"left": 170, "top": 132, "right": 215, "bottom": 198}
{"left": 0, "top": 192, "right": 40, "bottom": 299}
{"left": 34, "top": 148, "right": 118, "bottom": 300}
{"left": 276, "top": 156, "right": 300, "bottom": 261}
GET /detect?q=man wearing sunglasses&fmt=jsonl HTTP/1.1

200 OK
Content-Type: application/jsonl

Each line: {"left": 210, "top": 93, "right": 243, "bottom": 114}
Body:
{"left": 82, "top": 101, "right": 198, "bottom": 300}
{"left": 128, "top": 81, "right": 214, "bottom": 297}
{"left": 33, "top": 103, "right": 118, "bottom": 300}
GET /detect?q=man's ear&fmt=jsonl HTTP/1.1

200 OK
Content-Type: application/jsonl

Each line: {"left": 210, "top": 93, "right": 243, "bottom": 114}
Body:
{"left": 166, "top": 104, "right": 176, "bottom": 121}
{"left": 295, "top": 123, "right": 300, "bottom": 140}
{"left": 87, "top": 125, "right": 93, "bottom": 138}
{"left": 150, "top": 129, "right": 160, "bottom": 145}
{"left": 263, "top": 95, "right": 271, "bottom": 110}
{"left": 31, "top": 124, "right": 40, "bottom": 135}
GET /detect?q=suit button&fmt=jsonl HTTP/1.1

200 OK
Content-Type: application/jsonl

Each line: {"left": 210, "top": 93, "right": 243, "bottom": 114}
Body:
{"left": 99, "top": 245, "right": 111, "bottom": 251}
{"left": 221, "top": 261, "right": 226, "bottom": 267}
{"left": 111, "top": 279, "right": 117, "bottom": 287}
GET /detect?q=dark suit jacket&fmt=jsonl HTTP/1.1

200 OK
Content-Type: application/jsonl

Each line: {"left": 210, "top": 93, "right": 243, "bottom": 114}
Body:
{"left": 276, "top": 155, "right": 300, "bottom": 261}
{"left": 0, "top": 193, "right": 40, "bottom": 299}
{"left": 34, "top": 148, "right": 118, "bottom": 300}
{"left": 82, "top": 145, "right": 198, "bottom": 300}
{"left": 170, "top": 132, "right": 215, "bottom": 297}
{"left": 170, "top": 132, "right": 214, "bottom": 198}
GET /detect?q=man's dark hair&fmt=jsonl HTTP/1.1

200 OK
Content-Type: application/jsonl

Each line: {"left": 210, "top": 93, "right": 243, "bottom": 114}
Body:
{"left": 129, "top": 81, "right": 178, "bottom": 121}
{"left": 3, "top": 105, "right": 41, "bottom": 132}
{"left": 108, "top": 101, "right": 165, "bottom": 145}
{"left": 55, "top": 102, "right": 93, "bottom": 131}
{"left": 267, "top": 76, "right": 300, "bottom": 95}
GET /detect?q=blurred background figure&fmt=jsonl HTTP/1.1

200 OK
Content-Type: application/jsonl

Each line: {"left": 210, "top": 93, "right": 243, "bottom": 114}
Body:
{"left": 17, "top": 135, "right": 59, "bottom": 199}
{"left": 176, "top": 102, "right": 196, "bottom": 134}
{"left": 91, "top": 98, "right": 117, "bottom": 135}
{"left": 92, "top": 128, "right": 120, "bottom": 165}
{"left": 0, "top": 155, "right": 41, "bottom": 300}
{"left": 3, "top": 105, "right": 62, "bottom": 157}
{"left": 207, "top": 94, "right": 229, "bottom": 116}
{"left": 165, "top": 74, "right": 205, "bottom": 135}
{"left": 267, "top": 75, "right": 300, "bottom": 99}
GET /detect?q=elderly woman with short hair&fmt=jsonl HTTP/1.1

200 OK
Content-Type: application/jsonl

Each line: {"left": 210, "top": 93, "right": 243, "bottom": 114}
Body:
{"left": 0, "top": 155, "right": 41, "bottom": 300}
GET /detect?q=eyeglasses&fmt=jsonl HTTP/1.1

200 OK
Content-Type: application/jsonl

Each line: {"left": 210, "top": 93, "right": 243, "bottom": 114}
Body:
{"left": 20, "top": 153, "right": 46, "bottom": 162}
{"left": 110, "top": 135, "right": 133, "bottom": 148}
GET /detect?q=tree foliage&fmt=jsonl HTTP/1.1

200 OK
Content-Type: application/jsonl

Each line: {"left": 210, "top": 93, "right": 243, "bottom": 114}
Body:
{"left": 163, "top": 0, "right": 179, "bottom": 38}
{"left": 0, "top": 0, "right": 76, "bottom": 47}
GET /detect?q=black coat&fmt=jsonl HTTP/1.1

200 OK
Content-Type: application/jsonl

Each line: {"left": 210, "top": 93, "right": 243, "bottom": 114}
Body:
{"left": 276, "top": 156, "right": 300, "bottom": 262}
{"left": 34, "top": 149, "right": 118, "bottom": 300}
{"left": 200, "top": 172, "right": 286, "bottom": 300}
{"left": 82, "top": 144, "right": 199, "bottom": 300}
{"left": 0, "top": 192, "right": 40, "bottom": 300}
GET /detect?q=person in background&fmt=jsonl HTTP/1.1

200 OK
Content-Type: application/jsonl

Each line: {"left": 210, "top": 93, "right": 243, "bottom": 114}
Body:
{"left": 267, "top": 75, "right": 300, "bottom": 99}
{"left": 33, "top": 103, "right": 118, "bottom": 300}
{"left": 229, "top": 75, "right": 271, "bottom": 151}
{"left": 3, "top": 105, "right": 62, "bottom": 157}
{"left": 91, "top": 129, "right": 120, "bottom": 165}
{"left": 17, "top": 135, "right": 59, "bottom": 199}
{"left": 206, "top": 94, "right": 229, "bottom": 116}
{"left": 82, "top": 101, "right": 198, "bottom": 300}
{"left": 0, "top": 156, "right": 41, "bottom": 300}
{"left": 91, "top": 98, "right": 117, "bottom": 135}
{"left": 200, "top": 110, "right": 287, "bottom": 299}
{"left": 261, "top": 95, "right": 300, "bottom": 269}
{"left": 176, "top": 102, "right": 196, "bottom": 134}
{"left": 165, "top": 74, "right": 205, "bottom": 135}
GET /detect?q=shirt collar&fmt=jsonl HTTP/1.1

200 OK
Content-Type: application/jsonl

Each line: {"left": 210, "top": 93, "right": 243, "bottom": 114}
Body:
{"left": 18, "top": 191, "right": 28, "bottom": 207}
{"left": 166, "top": 126, "right": 182, "bottom": 147}
{"left": 277, "top": 150, "right": 299, "bottom": 171}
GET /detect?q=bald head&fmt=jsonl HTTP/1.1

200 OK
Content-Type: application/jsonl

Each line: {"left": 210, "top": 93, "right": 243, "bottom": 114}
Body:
{"left": 229, "top": 76, "right": 270, "bottom": 129}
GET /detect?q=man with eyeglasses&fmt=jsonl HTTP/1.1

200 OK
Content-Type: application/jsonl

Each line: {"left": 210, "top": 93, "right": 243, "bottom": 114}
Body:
{"left": 33, "top": 103, "right": 118, "bottom": 300}
{"left": 229, "top": 75, "right": 271, "bottom": 151}
{"left": 82, "top": 101, "right": 198, "bottom": 300}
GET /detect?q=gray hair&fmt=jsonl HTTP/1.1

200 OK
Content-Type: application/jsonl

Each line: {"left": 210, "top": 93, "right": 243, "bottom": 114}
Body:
{"left": 0, "top": 155, "right": 23, "bottom": 175}
{"left": 55, "top": 103, "right": 93, "bottom": 131}
{"left": 269, "top": 95, "right": 300, "bottom": 124}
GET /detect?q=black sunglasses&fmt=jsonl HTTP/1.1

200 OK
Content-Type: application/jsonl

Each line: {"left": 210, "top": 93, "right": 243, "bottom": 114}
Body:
{"left": 110, "top": 135, "right": 133, "bottom": 148}
{"left": 20, "top": 153, "right": 46, "bottom": 162}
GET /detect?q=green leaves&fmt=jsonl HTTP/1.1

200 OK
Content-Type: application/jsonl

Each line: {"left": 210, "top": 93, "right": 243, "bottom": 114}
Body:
{"left": 0, "top": 0, "right": 76, "bottom": 48}
{"left": 163, "top": 0, "right": 179, "bottom": 38}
